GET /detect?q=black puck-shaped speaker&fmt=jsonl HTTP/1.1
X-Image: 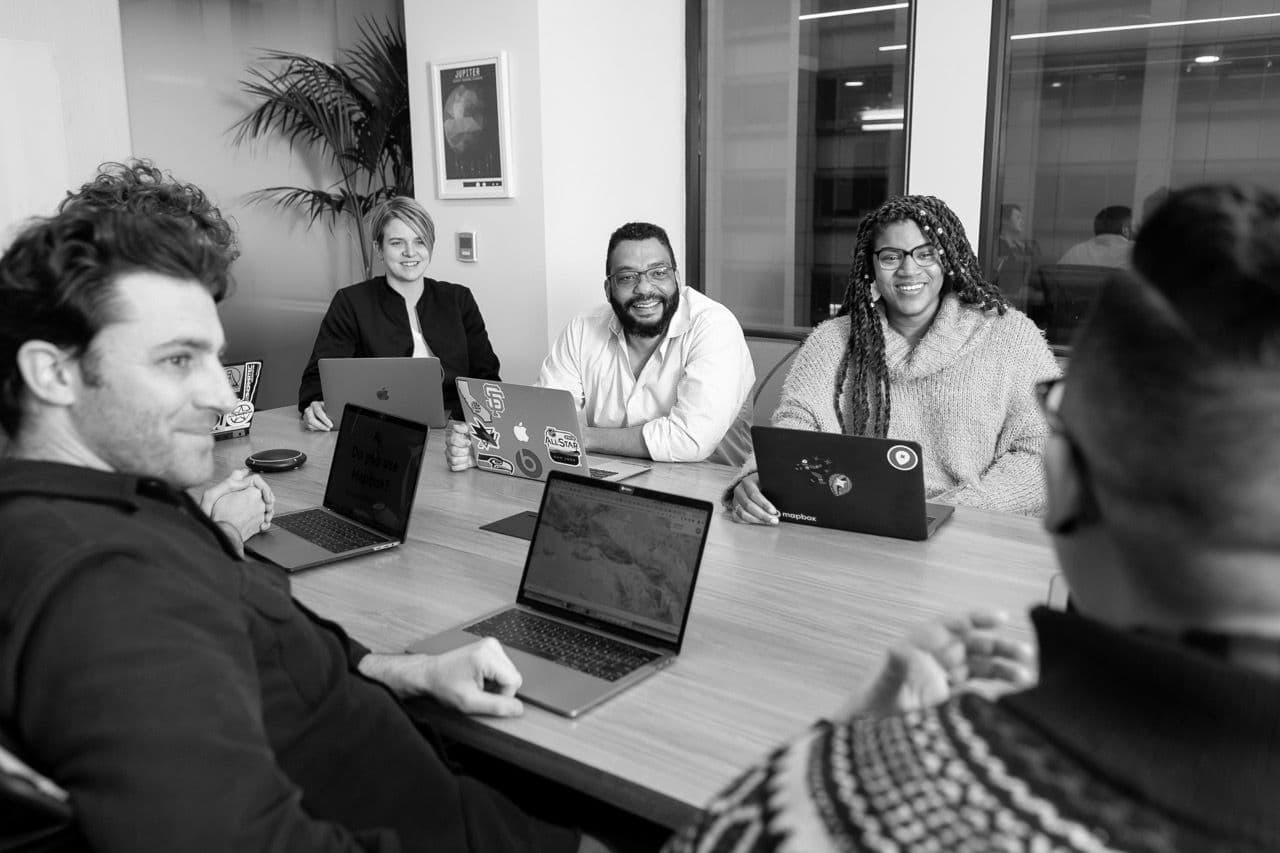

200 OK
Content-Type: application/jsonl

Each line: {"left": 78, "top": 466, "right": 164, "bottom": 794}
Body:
{"left": 245, "top": 448, "right": 307, "bottom": 473}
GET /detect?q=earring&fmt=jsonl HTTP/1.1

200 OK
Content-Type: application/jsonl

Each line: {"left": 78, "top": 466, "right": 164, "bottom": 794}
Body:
{"left": 869, "top": 283, "right": 881, "bottom": 304}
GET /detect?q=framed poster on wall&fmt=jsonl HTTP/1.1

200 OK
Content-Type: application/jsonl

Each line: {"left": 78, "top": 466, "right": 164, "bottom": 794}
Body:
{"left": 430, "top": 52, "right": 514, "bottom": 199}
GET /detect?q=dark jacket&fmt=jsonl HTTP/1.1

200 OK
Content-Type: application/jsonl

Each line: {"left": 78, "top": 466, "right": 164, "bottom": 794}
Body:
{"left": 298, "top": 276, "right": 501, "bottom": 420}
{"left": 0, "top": 460, "right": 576, "bottom": 853}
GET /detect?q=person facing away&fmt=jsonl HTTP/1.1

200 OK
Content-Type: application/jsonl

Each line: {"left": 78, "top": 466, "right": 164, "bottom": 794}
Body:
{"left": 445, "top": 221, "right": 754, "bottom": 471}
{"left": 0, "top": 204, "right": 611, "bottom": 851}
{"left": 299, "top": 195, "right": 501, "bottom": 429}
{"left": 669, "top": 184, "right": 1280, "bottom": 852}
{"left": 729, "top": 194, "right": 1059, "bottom": 521}
{"left": 1058, "top": 204, "right": 1133, "bottom": 267}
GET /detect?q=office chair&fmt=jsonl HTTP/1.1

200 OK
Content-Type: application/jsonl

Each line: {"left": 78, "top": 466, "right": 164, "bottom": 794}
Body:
{"left": 1033, "top": 264, "right": 1112, "bottom": 346}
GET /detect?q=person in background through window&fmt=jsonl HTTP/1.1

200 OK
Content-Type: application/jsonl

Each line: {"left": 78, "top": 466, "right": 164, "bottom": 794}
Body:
{"left": 1058, "top": 204, "right": 1132, "bottom": 268}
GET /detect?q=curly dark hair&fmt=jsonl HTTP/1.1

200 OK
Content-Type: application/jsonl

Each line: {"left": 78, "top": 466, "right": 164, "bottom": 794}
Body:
{"left": 605, "top": 222, "right": 676, "bottom": 276}
{"left": 834, "top": 194, "right": 1007, "bottom": 436}
{"left": 59, "top": 160, "right": 239, "bottom": 263}
{"left": 0, "top": 207, "right": 232, "bottom": 437}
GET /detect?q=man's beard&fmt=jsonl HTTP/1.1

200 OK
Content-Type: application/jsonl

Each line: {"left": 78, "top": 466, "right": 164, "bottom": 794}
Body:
{"left": 609, "top": 287, "right": 680, "bottom": 339}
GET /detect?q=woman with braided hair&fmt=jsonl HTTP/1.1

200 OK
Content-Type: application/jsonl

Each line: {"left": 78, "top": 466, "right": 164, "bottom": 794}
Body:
{"left": 730, "top": 194, "right": 1059, "bottom": 521}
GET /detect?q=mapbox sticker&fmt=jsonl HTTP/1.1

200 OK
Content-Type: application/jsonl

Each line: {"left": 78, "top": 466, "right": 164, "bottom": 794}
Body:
{"left": 483, "top": 383, "right": 507, "bottom": 419}
{"left": 471, "top": 419, "right": 500, "bottom": 451}
{"left": 478, "top": 454, "right": 514, "bottom": 474}
{"left": 544, "top": 427, "right": 581, "bottom": 466}
{"left": 887, "top": 444, "right": 919, "bottom": 471}
{"left": 828, "top": 472, "right": 852, "bottom": 497}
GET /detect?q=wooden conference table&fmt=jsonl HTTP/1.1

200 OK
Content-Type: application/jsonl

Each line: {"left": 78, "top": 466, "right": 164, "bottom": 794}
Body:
{"left": 210, "top": 408, "right": 1057, "bottom": 830}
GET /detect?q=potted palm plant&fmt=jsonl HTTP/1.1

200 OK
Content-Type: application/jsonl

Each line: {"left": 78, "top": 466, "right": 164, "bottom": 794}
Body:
{"left": 231, "top": 17, "right": 413, "bottom": 278}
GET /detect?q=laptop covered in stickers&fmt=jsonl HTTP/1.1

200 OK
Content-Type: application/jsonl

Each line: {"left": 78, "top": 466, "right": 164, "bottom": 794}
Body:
{"left": 455, "top": 378, "right": 650, "bottom": 482}
{"left": 751, "top": 425, "right": 953, "bottom": 540}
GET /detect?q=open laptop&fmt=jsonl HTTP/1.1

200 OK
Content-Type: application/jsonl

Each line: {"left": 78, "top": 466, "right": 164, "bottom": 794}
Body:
{"left": 246, "top": 404, "right": 429, "bottom": 572}
{"left": 409, "top": 471, "right": 712, "bottom": 717}
{"left": 320, "top": 357, "right": 448, "bottom": 429}
{"left": 751, "top": 426, "right": 954, "bottom": 540}
{"left": 456, "top": 378, "right": 650, "bottom": 482}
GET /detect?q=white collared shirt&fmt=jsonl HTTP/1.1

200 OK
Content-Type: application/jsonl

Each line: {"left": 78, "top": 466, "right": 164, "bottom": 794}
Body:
{"left": 537, "top": 286, "right": 755, "bottom": 465}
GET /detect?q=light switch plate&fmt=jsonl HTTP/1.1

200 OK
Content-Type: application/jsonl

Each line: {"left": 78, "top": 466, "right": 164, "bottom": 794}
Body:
{"left": 456, "top": 231, "right": 477, "bottom": 262}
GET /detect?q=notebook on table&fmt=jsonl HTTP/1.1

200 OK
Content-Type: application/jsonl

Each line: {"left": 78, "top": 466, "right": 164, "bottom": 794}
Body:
{"left": 409, "top": 471, "right": 712, "bottom": 718}
{"left": 320, "top": 357, "right": 448, "bottom": 429}
{"left": 751, "top": 425, "right": 954, "bottom": 540}
{"left": 246, "top": 404, "right": 429, "bottom": 572}
{"left": 455, "top": 378, "right": 650, "bottom": 482}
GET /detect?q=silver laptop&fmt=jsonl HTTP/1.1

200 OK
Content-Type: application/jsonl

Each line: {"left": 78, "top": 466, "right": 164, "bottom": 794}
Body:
{"left": 409, "top": 471, "right": 712, "bottom": 717}
{"left": 455, "top": 378, "right": 650, "bottom": 482}
{"left": 247, "top": 404, "right": 428, "bottom": 572}
{"left": 320, "top": 357, "right": 447, "bottom": 429}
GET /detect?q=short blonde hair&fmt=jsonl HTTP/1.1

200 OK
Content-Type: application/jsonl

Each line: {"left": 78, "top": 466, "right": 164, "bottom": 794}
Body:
{"left": 368, "top": 196, "right": 436, "bottom": 254}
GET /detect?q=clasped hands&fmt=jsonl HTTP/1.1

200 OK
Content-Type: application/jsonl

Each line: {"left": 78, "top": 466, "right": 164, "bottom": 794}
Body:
{"left": 838, "top": 609, "right": 1037, "bottom": 719}
{"left": 200, "top": 467, "right": 275, "bottom": 547}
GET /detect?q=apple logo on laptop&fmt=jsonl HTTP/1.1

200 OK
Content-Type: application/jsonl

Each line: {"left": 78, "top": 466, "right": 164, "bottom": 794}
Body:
{"left": 376, "top": 387, "right": 390, "bottom": 401}
{"left": 513, "top": 422, "right": 529, "bottom": 442}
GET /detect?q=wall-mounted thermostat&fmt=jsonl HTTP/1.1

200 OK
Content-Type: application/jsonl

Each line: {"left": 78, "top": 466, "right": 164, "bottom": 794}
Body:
{"left": 456, "top": 231, "right": 477, "bottom": 262}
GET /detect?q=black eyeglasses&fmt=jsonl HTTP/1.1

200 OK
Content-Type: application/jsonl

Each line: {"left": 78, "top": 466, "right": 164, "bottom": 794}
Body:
{"left": 1035, "top": 377, "right": 1100, "bottom": 533}
{"left": 872, "top": 243, "right": 941, "bottom": 271}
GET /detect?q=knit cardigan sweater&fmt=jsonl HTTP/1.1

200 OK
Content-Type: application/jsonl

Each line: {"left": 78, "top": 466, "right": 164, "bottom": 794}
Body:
{"left": 665, "top": 607, "right": 1280, "bottom": 853}
{"left": 743, "top": 295, "right": 1059, "bottom": 516}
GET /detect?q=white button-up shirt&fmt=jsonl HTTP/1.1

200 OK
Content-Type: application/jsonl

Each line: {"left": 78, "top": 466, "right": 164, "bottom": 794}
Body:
{"left": 537, "top": 287, "right": 754, "bottom": 465}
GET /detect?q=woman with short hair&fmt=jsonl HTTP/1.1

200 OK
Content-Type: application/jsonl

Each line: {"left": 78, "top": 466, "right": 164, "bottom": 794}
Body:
{"left": 730, "top": 194, "right": 1059, "bottom": 521}
{"left": 298, "top": 196, "right": 500, "bottom": 429}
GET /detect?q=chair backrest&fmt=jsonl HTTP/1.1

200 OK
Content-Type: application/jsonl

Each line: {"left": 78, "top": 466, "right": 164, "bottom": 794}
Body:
{"left": 747, "top": 338, "right": 801, "bottom": 426}
{"left": 1033, "top": 263, "right": 1112, "bottom": 346}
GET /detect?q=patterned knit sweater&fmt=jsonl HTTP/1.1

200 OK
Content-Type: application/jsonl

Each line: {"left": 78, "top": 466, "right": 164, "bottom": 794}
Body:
{"left": 666, "top": 608, "right": 1280, "bottom": 853}
{"left": 742, "top": 295, "right": 1060, "bottom": 516}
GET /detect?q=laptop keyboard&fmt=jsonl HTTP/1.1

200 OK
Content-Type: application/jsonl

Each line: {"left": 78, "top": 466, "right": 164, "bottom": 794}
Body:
{"left": 273, "top": 509, "right": 389, "bottom": 553}
{"left": 464, "top": 610, "right": 660, "bottom": 682}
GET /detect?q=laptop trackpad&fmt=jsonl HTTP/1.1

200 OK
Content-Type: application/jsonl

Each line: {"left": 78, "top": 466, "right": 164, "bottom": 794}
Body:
{"left": 246, "top": 526, "right": 332, "bottom": 570}
{"left": 479, "top": 510, "right": 538, "bottom": 540}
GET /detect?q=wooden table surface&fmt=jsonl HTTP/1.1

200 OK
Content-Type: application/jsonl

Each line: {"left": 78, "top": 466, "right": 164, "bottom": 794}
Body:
{"left": 213, "top": 407, "right": 1057, "bottom": 830}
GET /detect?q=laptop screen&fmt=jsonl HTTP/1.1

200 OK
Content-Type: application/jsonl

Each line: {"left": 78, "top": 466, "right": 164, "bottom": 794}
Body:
{"left": 520, "top": 477, "right": 708, "bottom": 646}
{"left": 324, "top": 406, "right": 427, "bottom": 537}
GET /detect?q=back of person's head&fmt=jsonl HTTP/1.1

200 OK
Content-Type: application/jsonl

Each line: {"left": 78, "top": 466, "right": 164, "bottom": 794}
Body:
{"left": 0, "top": 207, "right": 231, "bottom": 437}
{"left": 368, "top": 196, "right": 436, "bottom": 254}
{"left": 1093, "top": 205, "right": 1132, "bottom": 237}
{"left": 60, "top": 159, "right": 239, "bottom": 263}
{"left": 605, "top": 222, "right": 676, "bottom": 275}
{"left": 1063, "top": 185, "right": 1280, "bottom": 607}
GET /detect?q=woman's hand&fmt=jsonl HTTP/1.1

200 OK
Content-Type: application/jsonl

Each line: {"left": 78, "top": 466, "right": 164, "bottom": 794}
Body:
{"left": 445, "top": 422, "right": 476, "bottom": 471}
{"left": 728, "top": 472, "right": 779, "bottom": 525}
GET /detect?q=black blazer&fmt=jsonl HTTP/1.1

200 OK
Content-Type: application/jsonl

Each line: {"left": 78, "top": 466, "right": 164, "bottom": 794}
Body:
{"left": 298, "top": 276, "right": 501, "bottom": 419}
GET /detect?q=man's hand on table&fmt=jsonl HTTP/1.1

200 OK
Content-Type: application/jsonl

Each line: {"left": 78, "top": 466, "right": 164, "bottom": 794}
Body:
{"left": 201, "top": 468, "right": 275, "bottom": 551}
{"left": 445, "top": 421, "right": 477, "bottom": 471}
{"left": 358, "top": 638, "right": 524, "bottom": 717}
{"left": 301, "top": 400, "right": 333, "bottom": 431}
{"left": 836, "top": 609, "right": 1037, "bottom": 720}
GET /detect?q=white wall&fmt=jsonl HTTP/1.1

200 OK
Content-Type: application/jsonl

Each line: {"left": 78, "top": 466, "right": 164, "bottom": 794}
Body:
{"left": 0, "top": 0, "right": 132, "bottom": 244}
{"left": 405, "top": 0, "right": 686, "bottom": 384}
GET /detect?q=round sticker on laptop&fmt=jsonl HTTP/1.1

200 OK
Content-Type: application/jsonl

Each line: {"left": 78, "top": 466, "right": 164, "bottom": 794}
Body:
{"left": 516, "top": 448, "right": 543, "bottom": 478}
{"left": 887, "top": 444, "right": 919, "bottom": 471}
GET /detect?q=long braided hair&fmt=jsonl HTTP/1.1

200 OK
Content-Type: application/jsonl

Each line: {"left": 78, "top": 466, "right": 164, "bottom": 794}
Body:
{"left": 833, "top": 195, "right": 1008, "bottom": 436}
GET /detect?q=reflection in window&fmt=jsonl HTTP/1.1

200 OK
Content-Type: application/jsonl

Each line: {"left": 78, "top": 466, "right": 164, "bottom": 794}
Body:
{"left": 701, "top": 1, "right": 911, "bottom": 332}
{"left": 987, "top": 0, "right": 1280, "bottom": 348}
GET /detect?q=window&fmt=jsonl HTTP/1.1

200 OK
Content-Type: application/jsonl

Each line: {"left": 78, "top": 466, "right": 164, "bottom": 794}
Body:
{"left": 985, "top": 0, "right": 1280, "bottom": 348}
{"left": 696, "top": 1, "right": 913, "bottom": 333}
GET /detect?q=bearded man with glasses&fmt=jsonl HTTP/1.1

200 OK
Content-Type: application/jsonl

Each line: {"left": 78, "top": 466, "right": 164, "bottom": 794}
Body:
{"left": 668, "top": 184, "right": 1280, "bottom": 852}
{"left": 446, "top": 221, "right": 754, "bottom": 470}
